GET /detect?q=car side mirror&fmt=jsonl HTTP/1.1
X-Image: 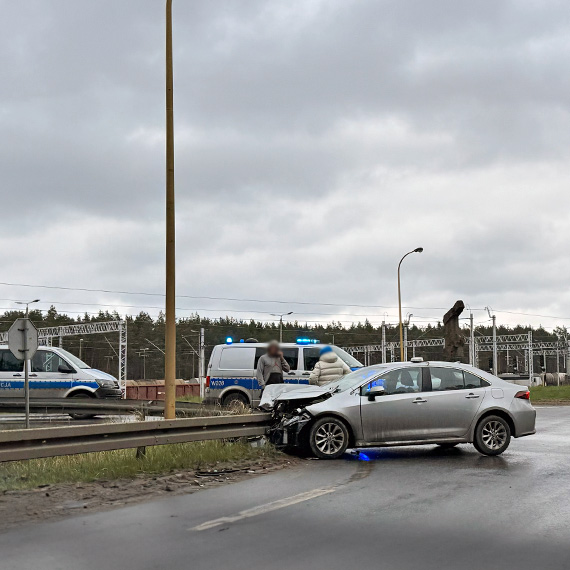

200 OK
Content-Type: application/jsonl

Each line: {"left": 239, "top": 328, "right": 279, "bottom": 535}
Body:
{"left": 58, "top": 364, "right": 74, "bottom": 374}
{"left": 367, "top": 385, "right": 385, "bottom": 401}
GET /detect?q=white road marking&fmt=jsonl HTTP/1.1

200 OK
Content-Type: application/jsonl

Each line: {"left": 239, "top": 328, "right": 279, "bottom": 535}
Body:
{"left": 190, "top": 488, "right": 335, "bottom": 531}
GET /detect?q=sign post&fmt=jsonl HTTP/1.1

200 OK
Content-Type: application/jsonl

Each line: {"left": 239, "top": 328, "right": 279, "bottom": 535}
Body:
{"left": 8, "top": 317, "right": 39, "bottom": 428}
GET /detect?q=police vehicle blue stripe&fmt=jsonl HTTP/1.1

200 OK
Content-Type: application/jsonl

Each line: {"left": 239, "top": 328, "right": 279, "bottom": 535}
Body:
{"left": 0, "top": 381, "right": 99, "bottom": 390}
{"left": 208, "top": 377, "right": 310, "bottom": 389}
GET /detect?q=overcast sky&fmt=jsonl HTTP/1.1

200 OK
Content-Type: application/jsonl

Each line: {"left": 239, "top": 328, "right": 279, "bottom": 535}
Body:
{"left": 1, "top": 0, "right": 569, "bottom": 332}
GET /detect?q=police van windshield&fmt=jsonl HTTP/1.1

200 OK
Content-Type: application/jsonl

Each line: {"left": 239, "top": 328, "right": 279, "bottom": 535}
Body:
{"left": 58, "top": 348, "right": 91, "bottom": 369}
{"left": 331, "top": 346, "right": 363, "bottom": 369}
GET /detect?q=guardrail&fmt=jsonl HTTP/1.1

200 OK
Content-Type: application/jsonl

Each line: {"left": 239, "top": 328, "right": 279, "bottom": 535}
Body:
{"left": 0, "top": 413, "right": 272, "bottom": 462}
{"left": 0, "top": 398, "right": 209, "bottom": 417}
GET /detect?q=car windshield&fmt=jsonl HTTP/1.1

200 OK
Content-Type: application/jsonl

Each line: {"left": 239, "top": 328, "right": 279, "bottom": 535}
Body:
{"left": 324, "top": 366, "right": 386, "bottom": 393}
{"left": 58, "top": 348, "right": 91, "bottom": 369}
{"left": 331, "top": 346, "right": 363, "bottom": 368}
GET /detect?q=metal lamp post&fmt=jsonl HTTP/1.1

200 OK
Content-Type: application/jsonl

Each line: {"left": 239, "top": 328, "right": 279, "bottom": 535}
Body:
{"left": 270, "top": 312, "right": 293, "bottom": 343}
{"left": 398, "top": 248, "right": 423, "bottom": 361}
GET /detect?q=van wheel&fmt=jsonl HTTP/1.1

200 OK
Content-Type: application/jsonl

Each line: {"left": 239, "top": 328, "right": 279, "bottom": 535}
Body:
{"left": 309, "top": 417, "right": 349, "bottom": 459}
{"left": 68, "top": 393, "right": 97, "bottom": 420}
{"left": 222, "top": 392, "right": 249, "bottom": 411}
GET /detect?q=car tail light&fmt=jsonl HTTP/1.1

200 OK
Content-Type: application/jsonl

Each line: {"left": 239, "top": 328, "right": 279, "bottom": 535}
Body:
{"left": 205, "top": 376, "right": 210, "bottom": 388}
{"left": 515, "top": 390, "right": 530, "bottom": 400}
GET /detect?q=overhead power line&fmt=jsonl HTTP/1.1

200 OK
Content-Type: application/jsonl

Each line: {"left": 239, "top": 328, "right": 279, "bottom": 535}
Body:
{"left": 0, "top": 281, "right": 567, "bottom": 322}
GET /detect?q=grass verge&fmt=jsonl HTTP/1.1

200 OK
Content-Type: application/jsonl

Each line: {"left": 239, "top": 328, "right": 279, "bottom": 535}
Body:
{"left": 530, "top": 385, "right": 570, "bottom": 404}
{"left": 0, "top": 440, "right": 278, "bottom": 492}
{"left": 176, "top": 395, "right": 203, "bottom": 404}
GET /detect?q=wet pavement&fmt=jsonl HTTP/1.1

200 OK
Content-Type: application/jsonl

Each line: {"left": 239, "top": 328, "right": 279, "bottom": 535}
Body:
{"left": 0, "top": 406, "right": 569, "bottom": 570}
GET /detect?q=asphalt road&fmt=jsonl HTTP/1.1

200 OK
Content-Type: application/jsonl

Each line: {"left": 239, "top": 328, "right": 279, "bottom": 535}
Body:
{"left": 1, "top": 407, "right": 569, "bottom": 570}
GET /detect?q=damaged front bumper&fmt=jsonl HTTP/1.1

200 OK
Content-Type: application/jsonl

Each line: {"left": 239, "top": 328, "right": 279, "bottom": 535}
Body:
{"left": 269, "top": 411, "right": 312, "bottom": 448}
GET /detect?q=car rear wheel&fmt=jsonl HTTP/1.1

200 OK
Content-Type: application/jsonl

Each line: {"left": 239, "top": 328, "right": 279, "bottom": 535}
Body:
{"left": 309, "top": 417, "right": 349, "bottom": 459}
{"left": 474, "top": 415, "right": 511, "bottom": 456}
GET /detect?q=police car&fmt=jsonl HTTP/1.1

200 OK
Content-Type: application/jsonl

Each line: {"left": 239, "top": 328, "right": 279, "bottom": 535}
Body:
{"left": 204, "top": 338, "right": 363, "bottom": 407}
{"left": 0, "top": 345, "right": 122, "bottom": 417}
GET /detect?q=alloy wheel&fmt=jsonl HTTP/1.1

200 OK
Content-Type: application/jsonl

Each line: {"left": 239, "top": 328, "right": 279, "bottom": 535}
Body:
{"left": 481, "top": 420, "right": 507, "bottom": 450}
{"left": 314, "top": 422, "right": 346, "bottom": 455}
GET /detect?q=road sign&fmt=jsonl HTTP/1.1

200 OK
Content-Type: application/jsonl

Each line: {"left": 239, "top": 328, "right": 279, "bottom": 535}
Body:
{"left": 8, "top": 318, "right": 39, "bottom": 361}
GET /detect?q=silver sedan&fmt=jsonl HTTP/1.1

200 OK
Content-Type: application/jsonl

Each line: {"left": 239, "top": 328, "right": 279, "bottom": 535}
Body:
{"left": 269, "top": 360, "right": 536, "bottom": 459}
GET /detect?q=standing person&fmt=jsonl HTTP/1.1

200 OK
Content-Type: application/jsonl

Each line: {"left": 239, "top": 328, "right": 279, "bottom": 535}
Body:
{"left": 309, "top": 346, "right": 351, "bottom": 386}
{"left": 256, "top": 340, "right": 290, "bottom": 391}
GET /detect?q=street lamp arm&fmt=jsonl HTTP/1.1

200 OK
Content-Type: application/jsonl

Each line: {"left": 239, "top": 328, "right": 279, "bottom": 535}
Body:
{"left": 397, "top": 247, "right": 423, "bottom": 362}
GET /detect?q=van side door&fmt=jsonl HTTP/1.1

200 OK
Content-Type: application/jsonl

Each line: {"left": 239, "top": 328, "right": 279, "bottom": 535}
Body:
{"left": 30, "top": 350, "right": 74, "bottom": 398}
{"left": 281, "top": 347, "right": 302, "bottom": 384}
{"left": 302, "top": 347, "right": 321, "bottom": 384}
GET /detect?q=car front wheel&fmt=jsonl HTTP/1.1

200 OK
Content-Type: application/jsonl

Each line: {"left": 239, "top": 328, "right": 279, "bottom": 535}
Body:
{"left": 474, "top": 415, "right": 511, "bottom": 456}
{"left": 309, "top": 417, "right": 349, "bottom": 459}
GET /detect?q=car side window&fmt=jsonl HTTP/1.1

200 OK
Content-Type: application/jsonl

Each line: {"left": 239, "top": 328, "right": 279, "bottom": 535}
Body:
{"left": 464, "top": 371, "right": 489, "bottom": 388}
{"left": 430, "top": 367, "right": 464, "bottom": 391}
{"left": 303, "top": 347, "right": 321, "bottom": 371}
{"left": 253, "top": 348, "right": 266, "bottom": 369}
{"left": 0, "top": 350, "right": 24, "bottom": 372}
{"left": 361, "top": 368, "right": 422, "bottom": 396}
{"left": 31, "top": 351, "right": 69, "bottom": 373}
{"left": 253, "top": 348, "right": 298, "bottom": 370}
{"left": 281, "top": 348, "right": 299, "bottom": 370}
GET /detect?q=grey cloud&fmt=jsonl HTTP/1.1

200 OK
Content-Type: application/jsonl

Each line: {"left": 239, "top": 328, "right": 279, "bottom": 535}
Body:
{"left": 1, "top": 0, "right": 569, "bottom": 330}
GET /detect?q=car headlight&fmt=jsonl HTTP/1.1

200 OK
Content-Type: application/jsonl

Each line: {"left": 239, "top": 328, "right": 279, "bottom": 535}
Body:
{"left": 97, "top": 379, "right": 117, "bottom": 389}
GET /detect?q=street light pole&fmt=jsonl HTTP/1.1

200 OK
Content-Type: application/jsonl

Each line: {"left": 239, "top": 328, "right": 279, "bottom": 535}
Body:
{"left": 486, "top": 307, "right": 497, "bottom": 375}
{"left": 270, "top": 312, "right": 293, "bottom": 343}
{"left": 397, "top": 248, "right": 423, "bottom": 361}
{"left": 164, "top": 0, "right": 176, "bottom": 419}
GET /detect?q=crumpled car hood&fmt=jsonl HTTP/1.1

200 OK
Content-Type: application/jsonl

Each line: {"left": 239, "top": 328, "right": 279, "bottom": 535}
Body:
{"left": 275, "top": 386, "right": 331, "bottom": 401}
{"left": 260, "top": 384, "right": 333, "bottom": 410}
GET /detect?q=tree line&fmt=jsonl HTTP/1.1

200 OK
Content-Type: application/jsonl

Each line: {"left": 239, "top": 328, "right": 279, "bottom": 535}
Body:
{"left": 0, "top": 306, "right": 566, "bottom": 380}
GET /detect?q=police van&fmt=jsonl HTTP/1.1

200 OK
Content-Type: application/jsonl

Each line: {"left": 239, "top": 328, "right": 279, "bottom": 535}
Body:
{"left": 204, "top": 339, "right": 363, "bottom": 407}
{"left": 0, "top": 344, "right": 122, "bottom": 408}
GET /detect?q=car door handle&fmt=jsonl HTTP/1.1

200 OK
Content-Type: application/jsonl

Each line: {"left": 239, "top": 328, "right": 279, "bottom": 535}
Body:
{"left": 302, "top": 373, "right": 310, "bottom": 376}
{"left": 413, "top": 398, "right": 427, "bottom": 404}
{"left": 29, "top": 374, "right": 38, "bottom": 378}
{"left": 287, "top": 372, "right": 296, "bottom": 375}
{"left": 13, "top": 373, "right": 22, "bottom": 377}
{"left": 465, "top": 393, "right": 480, "bottom": 399}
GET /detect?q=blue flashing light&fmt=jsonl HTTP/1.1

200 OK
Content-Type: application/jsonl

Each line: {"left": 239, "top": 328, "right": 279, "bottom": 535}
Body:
{"left": 240, "top": 339, "right": 244, "bottom": 343}
{"left": 226, "top": 337, "right": 233, "bottom": 345}
{"left": 296, "top": 338, "right": 320, "bottom": 345}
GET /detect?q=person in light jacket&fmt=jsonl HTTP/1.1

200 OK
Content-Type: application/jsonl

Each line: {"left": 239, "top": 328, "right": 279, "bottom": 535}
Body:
{"left": 309, "top": 346, "right": 351, "bottom": 386}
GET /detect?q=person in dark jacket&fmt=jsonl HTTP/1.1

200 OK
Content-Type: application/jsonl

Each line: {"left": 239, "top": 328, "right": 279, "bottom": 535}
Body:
{"left": 256, "top": 340, "right": 290, "bottom": 390}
